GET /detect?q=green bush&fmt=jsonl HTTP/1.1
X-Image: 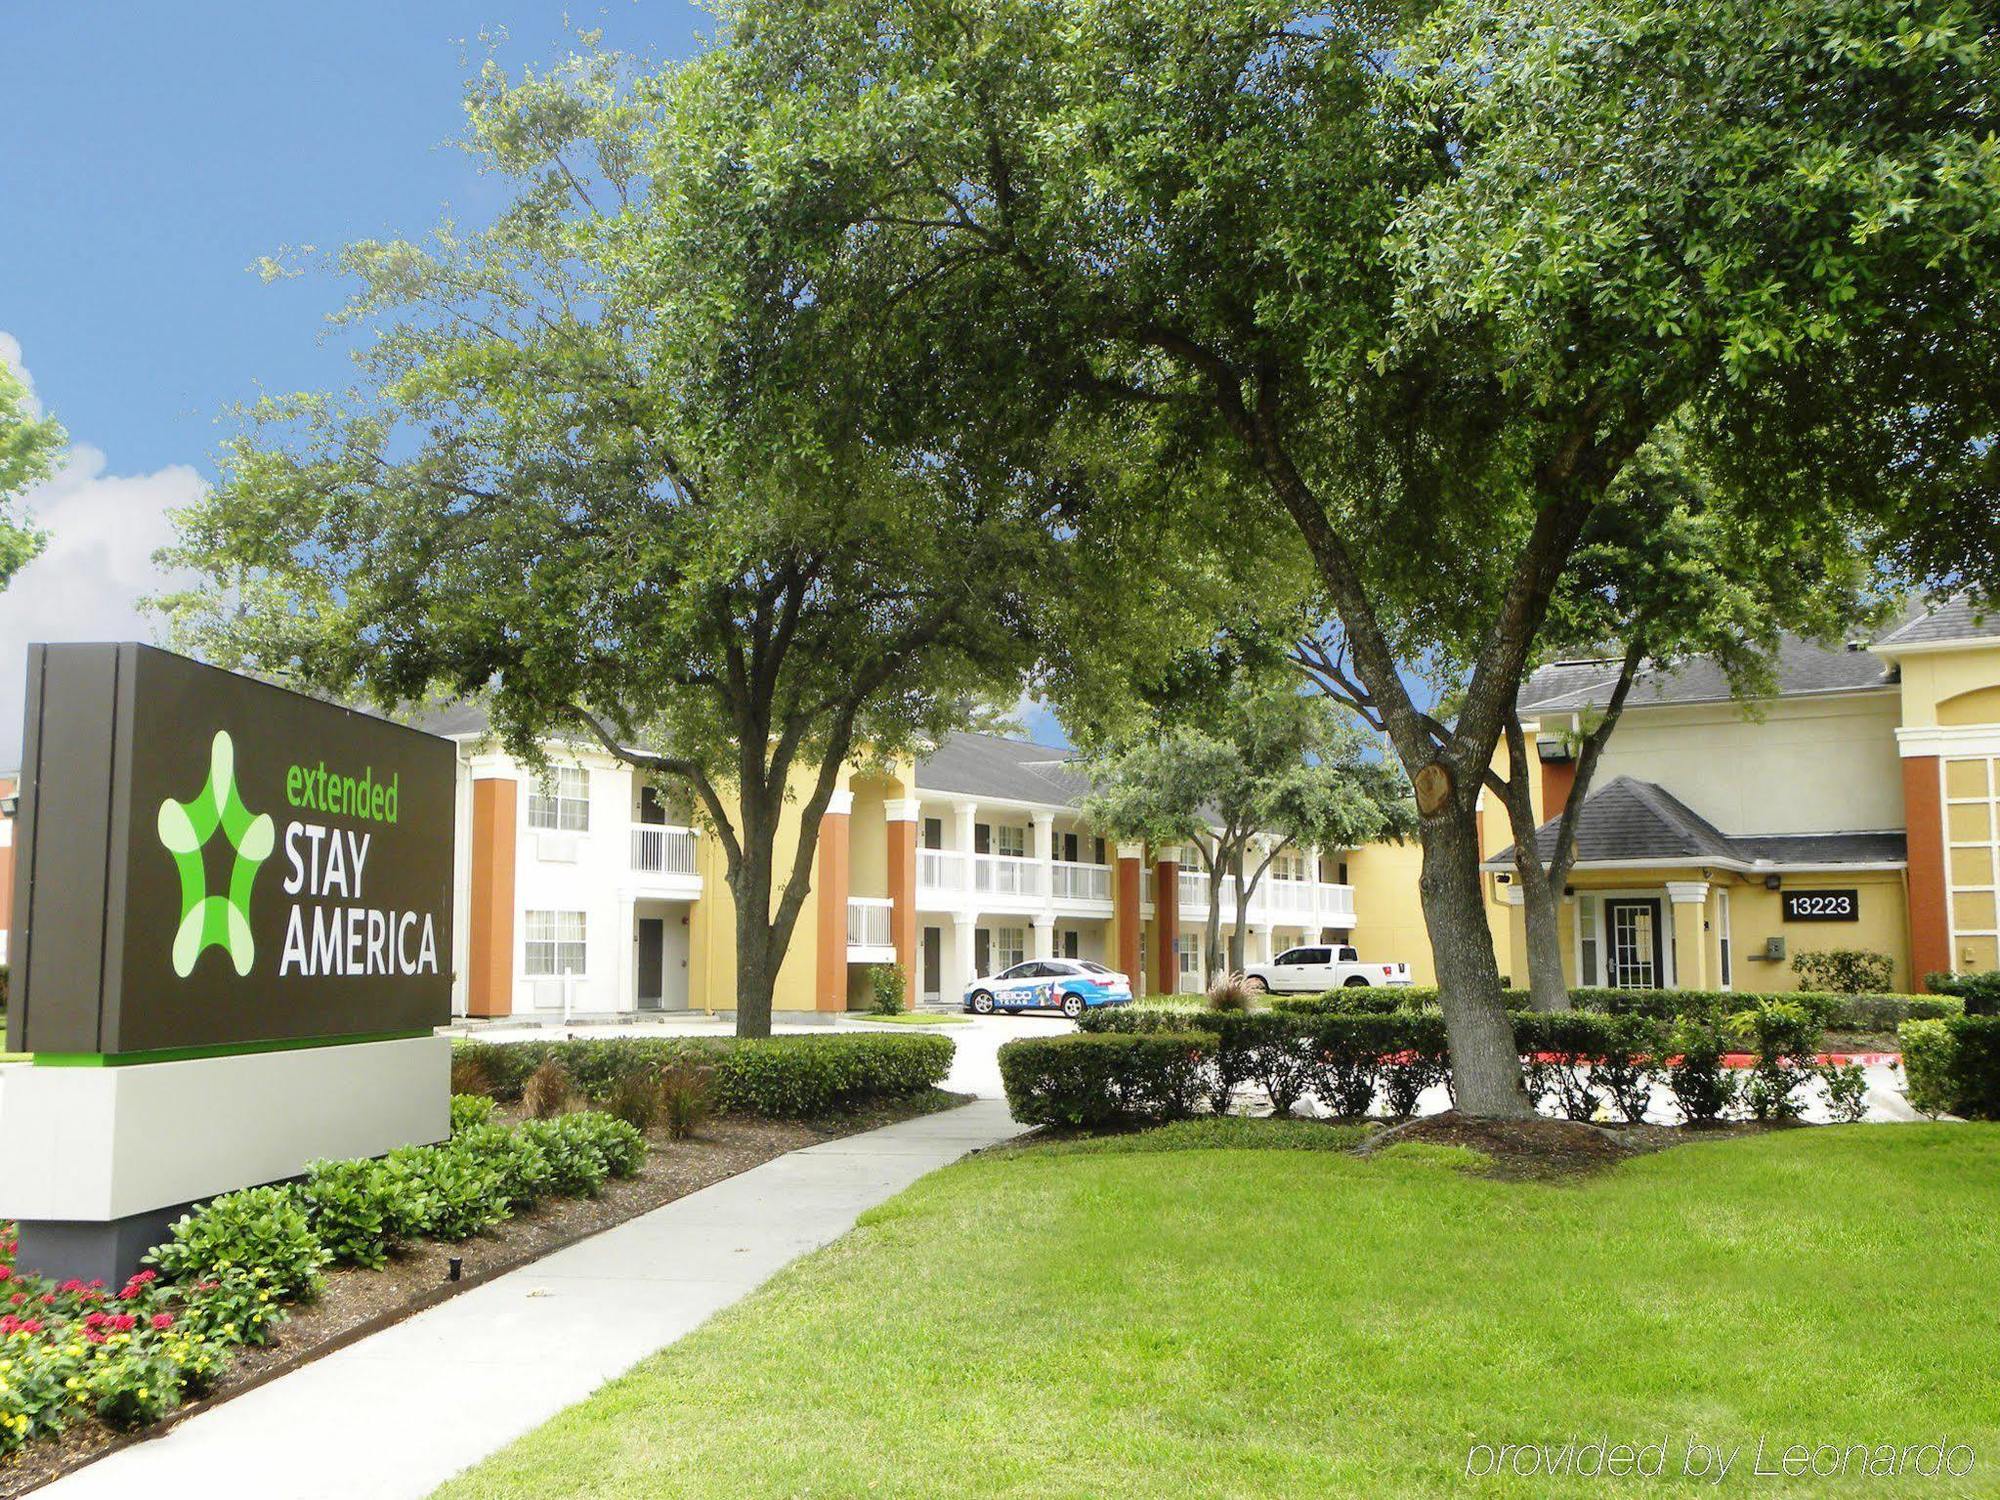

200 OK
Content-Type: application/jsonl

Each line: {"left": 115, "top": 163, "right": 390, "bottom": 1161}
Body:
{"left": 384, "top": 1140, "right": 511, "bottom": 1240}
{"left": 1926, "top": 970, "right": 2000, "bottom": 1017}
{"left": 1790, "top": 948, "right": 1895, "bottom": 995}
{"left": 999, "top": 1032, "right": 1214, "bottom": 1127}
{"left": 659, "top": 1059, "right": 716, "bottom": 1139}
{"left": 712, "top": 1034, "right": 952, "bottom": 1117}
{"left": 514, "top": 1118, "right": 612, "bottom": 1198}
{"left": 604, "top": 1070, "right": 664, "bottom": 1132}
{"left": 449, "top": 1093, "right": 498, "bottom": 1133}
{"left": 1665, "top": 1016, "right": 1740, "bottom": 1125}
{"left": 1899, "top": 1016, "right": 2000, "bottom": 1119}
{"left": 556, "top": 1111, "right": 648, "bottom": 1177}
{"left": 148, "top": 1185, "right": 331, "bottom": 1301}
{"left": 1730, "top": 1000, "right": 1822, "bottom": 1121}
{"left": 301, "top": 1158, "right": 395, "bottom": 1269}
{"left": 867, "top": 964, "right": 907, "bottom": 1016}
{"left": 451, "top": 1034, "right": 945, "bottom": 1118}
{"left": 1826, "top": 993, "right": 1962, "bottom": 1031}
{"left": 454, "top": 1122, "right": 556, "bottom": 1210}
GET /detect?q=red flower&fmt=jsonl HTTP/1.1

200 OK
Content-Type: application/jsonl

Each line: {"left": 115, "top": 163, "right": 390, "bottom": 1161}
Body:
{"left": 8, "top": 1293, "right": 24, "bottom": 1306}
{"left": 151, "top": 1313, "right": 174, "bottom": 1330}
{"left": 0, "top": 1266, "right": 12, "bottom": 1281}
{"left": 19, "top": 1319, "right": 40, "bottom": 1335}
{"left": 82, "top": 1311, "right": 105, "bottom": 1329}
{"left": 108, "top": 1313, "right": 136, "bottom": 1333}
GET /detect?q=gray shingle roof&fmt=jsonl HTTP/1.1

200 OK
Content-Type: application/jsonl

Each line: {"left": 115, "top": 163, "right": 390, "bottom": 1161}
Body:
{"left": 1483, "top": 776, "right": 1906, "bottom": 870}
{"left": 1872, "top": 593, "right": 2000, "bottom": 649}
{"left": 1517, "top": 632, "right": 1892, "bottom": 715}
{"left": 913, "top": 731, "right": 1089, "bottom": 807}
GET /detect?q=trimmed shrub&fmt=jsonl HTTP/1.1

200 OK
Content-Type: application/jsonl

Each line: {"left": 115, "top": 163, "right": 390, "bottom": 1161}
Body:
{"left": 1731, "top": 1000, "right": 1822, "bottom": 1121}
{"left": 453, "top": 1122, "right": 555, "bottom": 1210}
{"left": 148, "top": 1185, "right": 330, "bottom": 1301}
{"left": 1666, "top": 1017, "right": 1740, "bottom": 1125}
{"left": 1900, "top": 1016, "right": 2000, "bottom": 1119}
{"left": 712, "top": 1034, "right": 951, "bottom": 1118}
{"left": 1827, "top": 994, "right": 1961, "bottom": 1031}
{"left": 1234, "top": 1012, "right": 1316, "bottom": 1116}
{"left": 867, "top": 964, "right": 907, "bottom": 1016}
{"left": 1821, "top": 1062, "right": 1870, "bottom": 1124}
{"left": 449, "top": 1093, "right": 498, "bottom": 1133}
{"left": 301, "top": 1158, "right": 395, "bottom": 1269}
{"left": 1927, "top": 970, "right": 2000, "bottom": 1017}
{"left": 999, "top": 1032, "right": 1214, "bottom": 1127}
{"left": 514, "top": 1119, "right": 611, "bottom": 1198}
{"left": 1271, "top": 989, "right": 1410, "bottom": 1017}
{"left": 395, "top": 1139, "right": 512, "bottom": 1240}
{"left": 557, "top": 1112, "right": 648, "bottom": 1178}
{"left": 1516, "top": 1012, "right": 1615, "bottom": 1122}
{"left": 1790, "top": 948, "right": 1895, "bottom": 995}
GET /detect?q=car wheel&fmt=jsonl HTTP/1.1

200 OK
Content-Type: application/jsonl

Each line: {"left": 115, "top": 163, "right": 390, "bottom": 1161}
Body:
{"left": 1343, "top": 975, "right": 1370, "bottom": 987}
{"left": 970, "top": 991, "right": 995, "bottom": 1015}
{"left": 1060, "top": 991, "right": 1085, "bottom": 1020}
{"left": 1243, "top": 975, "right": 1268, "bottom": 994}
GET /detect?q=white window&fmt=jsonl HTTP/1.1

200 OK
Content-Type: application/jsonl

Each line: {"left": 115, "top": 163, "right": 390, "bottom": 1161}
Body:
{"left": 528, "top": 766, "right": 590, "bottom": 832}
{"left": 991, "top": 925, "right": 1026, "bottom": 970}
{"left": 1176, "top": 933, "right": 1199, "bottom": 976}
{"left": 994, "top": 824, "right": 1026, "bottom": 858}
{"left": 525, "top": 911, "right": 587, "bottom": 975}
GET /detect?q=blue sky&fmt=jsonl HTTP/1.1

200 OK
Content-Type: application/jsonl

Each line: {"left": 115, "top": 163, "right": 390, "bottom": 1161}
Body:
{"left": 0, "top": 3, "right": 722, "bottom": 754}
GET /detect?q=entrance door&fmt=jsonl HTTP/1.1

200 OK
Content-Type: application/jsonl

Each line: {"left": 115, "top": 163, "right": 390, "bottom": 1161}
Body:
{"left": 922, "top": 926, "right": 942, "bottom": 1003}
{"left": 1604, "top": 899, "right": 1664, "bottom": 989}
{"left": 636, "top": 917, "right": 665, "bottom": 1008}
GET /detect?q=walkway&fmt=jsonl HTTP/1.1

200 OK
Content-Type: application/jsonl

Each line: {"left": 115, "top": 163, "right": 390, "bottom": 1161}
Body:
{"left": 42, "top": 1097, "right": 1027, "bottom": 1500}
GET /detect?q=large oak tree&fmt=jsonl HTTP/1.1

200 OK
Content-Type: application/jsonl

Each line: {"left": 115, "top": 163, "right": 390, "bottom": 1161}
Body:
{"left": 685, "top": 0, "right": 2000, "bottom": 1112}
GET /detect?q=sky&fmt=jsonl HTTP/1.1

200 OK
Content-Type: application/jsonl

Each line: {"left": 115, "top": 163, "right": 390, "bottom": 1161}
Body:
{"left": 0, "top": 2, "right": 725, "bottom": 761}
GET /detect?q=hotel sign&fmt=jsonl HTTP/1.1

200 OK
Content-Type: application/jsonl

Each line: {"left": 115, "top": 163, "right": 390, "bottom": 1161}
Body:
{"left": 8, "top": 644, "right": 455, "bottom": 1056}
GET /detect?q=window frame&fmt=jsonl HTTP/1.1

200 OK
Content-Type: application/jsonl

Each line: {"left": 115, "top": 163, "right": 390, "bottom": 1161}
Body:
{"left": 524, "top": 909, "right": 588, "bottom": 976}
{"left": 528, "top": 765, "right": 591, "bottom": 833}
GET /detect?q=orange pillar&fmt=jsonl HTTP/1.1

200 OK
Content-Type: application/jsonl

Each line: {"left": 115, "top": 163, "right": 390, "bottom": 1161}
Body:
{"left": 468, "top": 774, "right": 517, "bottom": 1018}
{"left": 1114, "top": 841, "right": 1143, "bottom": 984}
{"left": 1152, "top": 848, "right": 1181, "bottom": 998}
{"left": 886, "top": 798, "right": 920, "bottom": 1001}
{"left": 1539, "top": 758, "right": 1576, "bottom": 825}
{"left": 814, "top": 790, "right": 853, "bottom": 1012}
{"left": 1904, "top": 755, "right": 1951, "bottom": 988}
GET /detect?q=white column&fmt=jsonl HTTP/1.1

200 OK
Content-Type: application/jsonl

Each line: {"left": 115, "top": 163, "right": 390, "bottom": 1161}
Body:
{"left": 611, "top": 894, "right": 638, "bottom": 1015}
{"left": 1254, "top": 923, "right": 1274, "bottom": 964}
{"left": 953, "top": 801, "right": 978, "bottom": 893}
{"left": 1032, "top": 914, "right": 1055, "bottom": 958}
{"left": 953, "top": 912, "right": 977, "bottom": 990}
{"left": 1031, "top": 810, "right": 1055, "bottom": 910}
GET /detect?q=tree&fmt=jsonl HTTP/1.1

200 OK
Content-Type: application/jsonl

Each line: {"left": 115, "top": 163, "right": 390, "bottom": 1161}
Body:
{"left": 155, "top": 48, "right": 1054, "bottom": 1037}
{"left": 1480, "top": 438, "right": 1886, "bottom": 1010}
{"left": 686, "top": 0, "right": 2000, "bottom": 1112}
{"left": 1083, "top": 677, "right": 1414, "bottom": 983}
{"left": 0, "top": 357, "right": 61, "bottom": 589}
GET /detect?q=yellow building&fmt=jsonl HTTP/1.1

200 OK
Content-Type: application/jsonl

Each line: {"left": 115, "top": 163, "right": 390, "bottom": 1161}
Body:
{"left": 1487, "top": 598, "right": 2000, "bottom": 994}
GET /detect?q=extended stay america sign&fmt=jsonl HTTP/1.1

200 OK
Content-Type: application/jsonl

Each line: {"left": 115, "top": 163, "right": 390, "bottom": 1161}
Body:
{"left": 8, "top": 644, "right": 455, "bottom": 1056}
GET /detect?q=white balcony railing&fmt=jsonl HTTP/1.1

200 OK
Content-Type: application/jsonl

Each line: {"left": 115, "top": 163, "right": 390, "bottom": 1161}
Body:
{"left": 919, "top": 848, "right": 966, "bottom": 891}
{"left": 630, "top": 824, "right": 698, "bottom": 876}
{"left": 846, "top": 897, "right": 894, "bottom": 949}
{"left": 974, "top": 853, "right": 1043, "bottom": 897}
{"left": 1050, "top": 861, "right": 1111, "bottom": 901}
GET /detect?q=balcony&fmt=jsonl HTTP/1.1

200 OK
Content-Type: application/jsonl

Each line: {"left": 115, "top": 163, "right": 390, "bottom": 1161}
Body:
{"left": 628, "top": 824, "right": 701, "bottom": 895}
{"left": 1049, "top": 861, "right": 1111, "bottom": 902}
{"left": 973, "top": 853, "right": 1043, "bottom": 897}
{"left": 1170, "top": 868, "right": 1356, "bottom": 928}
{"left": 847, "top": 897, "right": 897, "bottom": 963}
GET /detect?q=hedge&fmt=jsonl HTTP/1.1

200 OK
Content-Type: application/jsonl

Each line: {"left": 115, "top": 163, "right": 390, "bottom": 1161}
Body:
{"left": 998, "top": 1033, "right": 1214, "bottom": 1127}
{"left": 1900, "top": 1016, "right": 2000, "bottom": 1119}
{"left": 451, "top": 1033, "right": 951, "bottom": 1119}
{"left": 1269, "top": 985, "right": 1957, "bottom": 1031}
{"left": 1066, "top": 1000, "right": 1858, "bottom": 1125}
{"left": 1926, "top": 970, "right": 2000, "bottom": 1017}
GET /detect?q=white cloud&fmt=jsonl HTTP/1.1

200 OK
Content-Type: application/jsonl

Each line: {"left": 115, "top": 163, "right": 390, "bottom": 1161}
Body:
{"left": 0, "top": 334, "right": 204, "bottom": 763}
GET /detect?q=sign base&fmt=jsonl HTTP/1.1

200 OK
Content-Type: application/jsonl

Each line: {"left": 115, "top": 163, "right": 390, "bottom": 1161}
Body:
{"left": 0, "top": 1035, "right": 448, "bottom": 1281}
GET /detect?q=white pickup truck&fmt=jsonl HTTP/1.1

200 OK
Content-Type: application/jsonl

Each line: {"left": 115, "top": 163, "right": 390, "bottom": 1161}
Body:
{"left": 1242, "top": 944, "right": 1413, "bottom": 994}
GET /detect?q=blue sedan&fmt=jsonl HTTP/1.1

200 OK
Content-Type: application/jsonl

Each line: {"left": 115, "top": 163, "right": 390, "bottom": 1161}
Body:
{"left": 964, "top": 959, "right": 1133, "bottom": 1019}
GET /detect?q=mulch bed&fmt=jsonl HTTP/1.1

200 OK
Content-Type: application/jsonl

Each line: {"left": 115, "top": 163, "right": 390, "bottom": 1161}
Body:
{"left": 1357, "top": 1109, "right": 1783, "bottom": 1181}
{"left": 0, "top": 1090, "right": 970, "bottom": 1497}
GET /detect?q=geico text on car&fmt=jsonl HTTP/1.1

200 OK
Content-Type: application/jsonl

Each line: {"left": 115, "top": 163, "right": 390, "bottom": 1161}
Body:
{"left": 963, "top": 958, "right": 1133, "bottom": 1019}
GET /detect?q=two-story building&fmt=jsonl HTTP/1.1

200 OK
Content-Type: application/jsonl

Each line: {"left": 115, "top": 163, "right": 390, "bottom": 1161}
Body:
{"left": 1488, "top": 597, "right": 2000, "bottom": 994}
{"left": 441, "top": 719, "right": 1366, "bottom": 1020}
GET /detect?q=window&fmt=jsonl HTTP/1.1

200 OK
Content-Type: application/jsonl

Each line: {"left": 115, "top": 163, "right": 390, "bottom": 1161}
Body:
{"left": 525, "top": 911, "right": 587, "bottom": 976}
{"left": 1176, "top": 933, "right": 1199, "bottom": 976}
{"left": 1578, "top": 898, "right": 1600, "bottom": 986}
{"left": 1275, "top": 948, "right": 1302, "bottom": 966}
{"left": 1060, "top": 929, "right": 1080, "bottom": 959}
{"left": 993, "top": 824, "right": 1026, "bottom": 858}
{"left": 991, "top": 925, "right": 1026, "bottom": 970}
{"left": 922, "top": 816, "right": 943, "bottom": 850}
{"left": 529, "top": 766, "right": 590, "bottom": 832}
{"left": 1337, "top": 946, "right": 1358, "bottom": 962}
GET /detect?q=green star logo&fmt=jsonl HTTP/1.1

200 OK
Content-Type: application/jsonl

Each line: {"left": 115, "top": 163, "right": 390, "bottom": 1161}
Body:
{"left": 156, "top": 730, "right": 276, "bottom": 978}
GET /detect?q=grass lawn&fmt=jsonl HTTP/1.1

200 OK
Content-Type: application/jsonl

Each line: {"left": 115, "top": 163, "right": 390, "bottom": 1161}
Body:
{"left": 437, "top": 1125, "right": 2000, "bottom": 1499}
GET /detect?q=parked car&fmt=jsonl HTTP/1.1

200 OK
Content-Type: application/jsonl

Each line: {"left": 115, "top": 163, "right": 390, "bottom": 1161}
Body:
{"left": 1241, "top": 944, "right": 1412, "bottom": 994}
{"left": 964, "top": 959, "right": 1133, "bottom": 1019}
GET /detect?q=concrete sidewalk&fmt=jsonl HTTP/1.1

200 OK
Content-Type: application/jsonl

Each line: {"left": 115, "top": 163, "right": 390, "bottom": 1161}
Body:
{"left": 42, "top": 1098, "right": 1026, "bottom": 1500}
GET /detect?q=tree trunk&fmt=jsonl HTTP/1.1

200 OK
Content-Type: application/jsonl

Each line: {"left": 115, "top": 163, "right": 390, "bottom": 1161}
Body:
{"left": 1517, "top": 859, "right": 1571, "bottom": 1012}
{"left": 730, "top": 831, "right": 779, "bottom": 1037}
{"left": 1228, "top": 848, "right": 1250, "bottom": 973}
{"left": 1204, "top": 860, "right": 1225, "bottom": 988}
{"left": 1418, "top": 805, "right": 1533, "bottom": 1118}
